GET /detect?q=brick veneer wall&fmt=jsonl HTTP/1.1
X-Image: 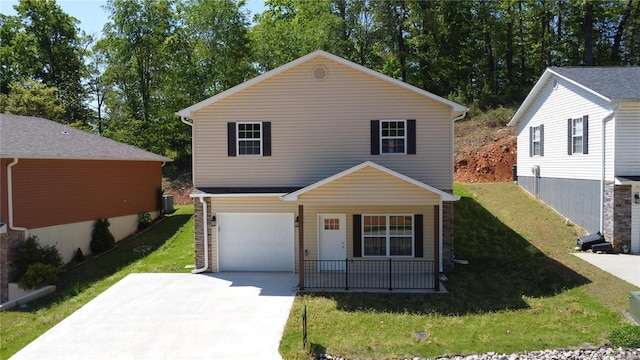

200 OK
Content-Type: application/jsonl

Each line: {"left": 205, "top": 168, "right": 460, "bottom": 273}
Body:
{"left": 603, "top": 181, "right": 632, "bottom": 251}
{"left": 442, "top": 201, "right": 454, "bottom": 272}
{"left": 193, "top": 198, "right": 213, "bottom": 271}
{"left": 0, "top": 231, "right": 24, "bottom": 303}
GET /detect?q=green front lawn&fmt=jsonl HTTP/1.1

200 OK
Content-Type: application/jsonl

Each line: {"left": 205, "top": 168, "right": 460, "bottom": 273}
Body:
{"left": 0, "top": 206, "right": 194, "bottom": 359}
{"left": 279, "top": 183, "right": 637, "bottom": 359}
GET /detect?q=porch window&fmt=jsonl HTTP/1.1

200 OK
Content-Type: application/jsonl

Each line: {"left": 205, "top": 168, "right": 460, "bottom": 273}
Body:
{"left": 363, "top": 215, "right": 413, "bottom": 256}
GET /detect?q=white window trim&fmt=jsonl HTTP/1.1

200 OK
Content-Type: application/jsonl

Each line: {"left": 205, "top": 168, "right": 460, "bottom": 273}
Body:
{"left": 532, "top": 125, "right": 541, "bottom": 156}
{"left": 572, "top": 118, "right": 583, "bottom": 154}
{"left": 362, "top": 214, "right": 414, "bottom": 257}
{"left": 379, "top": 120, "right": 407, "bottom": 155}
{"left": 236, "top": 122, "right": 262, "bottom": 156}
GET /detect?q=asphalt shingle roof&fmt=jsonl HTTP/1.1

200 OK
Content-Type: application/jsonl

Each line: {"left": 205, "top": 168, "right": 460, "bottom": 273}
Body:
{"left": 550, "top": 67, "right": 640, "bottom": 100}
{"left": 0, "top": 114, "right": 172, "bottom": 162}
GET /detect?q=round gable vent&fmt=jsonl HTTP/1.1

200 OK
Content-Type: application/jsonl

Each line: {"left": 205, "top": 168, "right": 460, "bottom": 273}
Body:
{"left": 313, "top": 66, "right": 328, "bottom": 81}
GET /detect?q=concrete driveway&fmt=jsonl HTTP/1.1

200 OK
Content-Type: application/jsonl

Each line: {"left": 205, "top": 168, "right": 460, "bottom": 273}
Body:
{"left": 574, "top": 252, "right": 640, "bottom": 288}
{"left": 10, "top": 273, "right": 298, "bottom": 360}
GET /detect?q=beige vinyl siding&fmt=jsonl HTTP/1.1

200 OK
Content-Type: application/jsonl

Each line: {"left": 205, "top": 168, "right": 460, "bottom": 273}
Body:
{"left": 302, "top": 205, "right": 436, "bottom": 262}
{"left": 516, "top": 76, "right": 610, "bottom": 181}
{"left": 193, "top": 56, "right": 454, "bottom": 191}
{"left": 614, "top": 101, "right": 640, "bottom": 177}
{"left": 208, "top": 197, "right": 298, "bottom": 272}
{"left": 298, "top": 166, "right": 440, "bottom": 205}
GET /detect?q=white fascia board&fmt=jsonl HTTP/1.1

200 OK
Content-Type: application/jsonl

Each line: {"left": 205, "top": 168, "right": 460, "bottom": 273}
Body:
{"left": 281, "top": 160, "right": 459, "bottom": 202}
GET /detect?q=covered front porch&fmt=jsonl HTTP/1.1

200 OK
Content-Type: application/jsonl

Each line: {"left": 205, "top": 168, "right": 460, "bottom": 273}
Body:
{"left": 282, "top": 161, "right": 458, "bottom": 293}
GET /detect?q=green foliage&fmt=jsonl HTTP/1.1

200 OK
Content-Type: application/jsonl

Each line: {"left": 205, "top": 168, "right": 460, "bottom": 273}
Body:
{"left": 90, "top": 218, "right": 115, "bottom": 254}
{"left": 137, "top": 212, "right": 152, "bottom": 231}
{"left": 18, "top": 263, "right": 59, "bottom": 290}
{"left": 14, "top": 236, "right": 63, "bottom": 280}
{"left": 1, "top": 0, "right": 89, "bottom": 123}
{"left": 73, "top": 248, "right": 85, "bottom": 264}
{"left": 0, "top": 79, "right": 66, "bottom": 122}
{"left": 609, "top": 325, "right": 640, "bottom": 348}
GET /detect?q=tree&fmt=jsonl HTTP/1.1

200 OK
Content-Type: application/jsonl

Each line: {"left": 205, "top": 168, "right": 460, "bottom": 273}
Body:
{"left": 0, "top": 79, "right": 65, "bottom": 122}
{"left": 2, "top": 0, "right": 90, "bottom": 124}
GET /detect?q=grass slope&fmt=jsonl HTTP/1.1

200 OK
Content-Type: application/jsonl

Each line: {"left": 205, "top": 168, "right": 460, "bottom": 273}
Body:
{"left": 0, "top": 206, "right": 194, "bottom": 359}
{"left": 279, "top": 183, "right": 636, "bottom": 359}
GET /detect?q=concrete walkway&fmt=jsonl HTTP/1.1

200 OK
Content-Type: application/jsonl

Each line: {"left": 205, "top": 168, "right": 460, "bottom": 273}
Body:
{"left": 573, "top": 252, "right": 640, "bottom": 288}
{"left": 10, "top": 273, "right": 298, "bottom": 360}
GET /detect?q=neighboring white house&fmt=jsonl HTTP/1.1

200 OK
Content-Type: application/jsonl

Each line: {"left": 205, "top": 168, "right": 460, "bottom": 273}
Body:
{"left": 508, "top": 67, "right": 640, "bottom": 254}
{"left": 177, "top": 50, "right": 467, "bottom": 289}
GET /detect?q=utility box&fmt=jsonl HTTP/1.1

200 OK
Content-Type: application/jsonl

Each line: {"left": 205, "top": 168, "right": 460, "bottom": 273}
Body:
{"left": 162, "top": 195, "right": 175, "bottom": 214}
{"left": 630, "top": 291, "right": 640, "bottom": 324}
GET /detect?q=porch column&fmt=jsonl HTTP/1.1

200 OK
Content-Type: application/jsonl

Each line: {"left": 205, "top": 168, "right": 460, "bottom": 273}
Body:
{"left": 298, "top": 204, "right": 304, "bottom": 290}
{"left": 433, "top": 205, "right": 440, "bottom": 292}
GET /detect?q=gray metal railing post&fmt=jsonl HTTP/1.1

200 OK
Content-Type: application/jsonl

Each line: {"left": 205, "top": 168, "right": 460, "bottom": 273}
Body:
{"left": 388, "top": 258, "right": 392, "bottom": 291}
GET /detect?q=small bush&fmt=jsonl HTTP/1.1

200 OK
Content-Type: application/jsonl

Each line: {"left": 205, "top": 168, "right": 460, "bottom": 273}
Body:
{"left": 137, "top": 212, "right": 152, "bottom": 231}
{"left": 73, "top": 247, "right": 85, "bottom": 263}
{"left": 14, "top": 236, "right": 63, "bottom": 279}
{"left": 609, "top": 325, "right": 640, "bottom": 348}
{"left": 18, "top": 262, "right": 59, "bottom": 290}
{"left": 90, "top": 218, "right": 115, "bottom": 253}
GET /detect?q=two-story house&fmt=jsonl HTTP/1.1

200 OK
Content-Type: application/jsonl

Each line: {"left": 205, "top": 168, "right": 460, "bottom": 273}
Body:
{"left": 177, "top": 50, "right": 467, "bottom": 290}
{"left": 509, "top": 67, "right": 640, "bottom": 254}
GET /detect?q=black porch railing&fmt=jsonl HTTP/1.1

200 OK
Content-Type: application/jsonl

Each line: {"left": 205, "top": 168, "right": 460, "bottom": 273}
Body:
{"left": 302, "top": 259, "right": 438, "bottom": 291}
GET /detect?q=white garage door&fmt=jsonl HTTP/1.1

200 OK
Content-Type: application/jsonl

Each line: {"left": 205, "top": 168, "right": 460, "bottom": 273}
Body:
{"left": 218, "top": 213, "right": 294, "bottom": 271}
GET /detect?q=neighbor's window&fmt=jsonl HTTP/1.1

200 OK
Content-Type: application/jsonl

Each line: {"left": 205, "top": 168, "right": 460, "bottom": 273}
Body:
{"left": 363, "top": 215, "right": 413, "bottom": 256}
{"left": 532, "top": 126, "right": 541, "bottom": 156}
{"left": 572, "top": 118, "right": 583, "bottom": 154}
{"left": 237, "top": 122, "right": 262, "bottom": 156}
{"left": 380, "top": 120, "right": 406, "bottom": 154}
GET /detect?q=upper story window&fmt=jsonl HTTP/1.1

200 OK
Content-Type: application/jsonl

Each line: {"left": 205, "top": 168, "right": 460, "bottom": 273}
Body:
{"left": 370, "top": 119, "right": 416, "bottom": 155}
{"left": 238, "top": 122, "right": 262, "bottom": 156}
{"left": 567, "top": 116, "right": 588, "bottom": 155}
{"left": 363, "top": 215, "right": 413, "bottom": 257}
{"left": 227, "top": 121, "right": 271, "bottom": 157}
{"left": 381, "top": 120, "right": 406, "bottom": 154}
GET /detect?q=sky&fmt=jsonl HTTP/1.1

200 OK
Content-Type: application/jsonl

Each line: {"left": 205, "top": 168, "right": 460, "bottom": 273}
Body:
{"left": 0, "top": 0, "right": 266, "bottom": 39}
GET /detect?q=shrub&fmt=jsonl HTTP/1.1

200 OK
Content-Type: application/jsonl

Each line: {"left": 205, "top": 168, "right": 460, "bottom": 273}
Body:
{"left": 14, "top": 236, "right": 63, "bottom": 279}
{"left": 137, "top": 212, "right": 152, "bottom": 231}
{"left": 18, "top": 262, "right": 59, "bottom": 290}
{"left": 72, "top": 247, "right": 85, "bottom": 263}
{"left": 90, "top": 218, "right": 115, "bottom": 253}
{"left": 609, "top": 325, "right": 640, "bottom": 348}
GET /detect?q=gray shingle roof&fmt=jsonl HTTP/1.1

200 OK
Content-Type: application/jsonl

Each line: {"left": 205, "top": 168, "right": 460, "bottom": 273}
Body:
{"left": 0, "top": 114, "right": 172, "bottom": 161}
{"left": 549, "top": 67, "right": 640, "bottom": 100}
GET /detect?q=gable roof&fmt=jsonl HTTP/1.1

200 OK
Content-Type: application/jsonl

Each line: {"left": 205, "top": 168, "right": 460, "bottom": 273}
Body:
{"left": 0, "top": 114, "right": 172, "bottom": 162}
{"left": 176, "top": 50, "right": 468, "bottom": 118}
{"left": 281, "top": 161, "right": 459, "bottom": 202}
{"left": 509, "top": 66, "right": 640, "bottom": 126}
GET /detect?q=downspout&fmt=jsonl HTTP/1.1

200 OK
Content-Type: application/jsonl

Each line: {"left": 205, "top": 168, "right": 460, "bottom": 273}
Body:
{"left": 600, "top": 105, "right": 617, "bottom": 234}
{"left": 180, "top": 116, "right": 195, "bottom": 186}
{"left": 192, "top": 196, "right": 209, "bottom": 274}
{"left": 7, "top": 158, "right": 29, "bottom": 236}
{"left": 439, "top": 199, "right": 443, "bottom": 273}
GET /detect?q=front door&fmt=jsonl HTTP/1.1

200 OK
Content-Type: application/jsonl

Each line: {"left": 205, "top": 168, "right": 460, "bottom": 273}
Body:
{"left": 318, "top": 214, "right": 346, "bottom": 271}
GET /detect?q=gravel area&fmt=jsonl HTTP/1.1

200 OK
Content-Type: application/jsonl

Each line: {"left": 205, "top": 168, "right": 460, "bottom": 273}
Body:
{"left": 317, "top": 347, "right": 640, "bottom": 360}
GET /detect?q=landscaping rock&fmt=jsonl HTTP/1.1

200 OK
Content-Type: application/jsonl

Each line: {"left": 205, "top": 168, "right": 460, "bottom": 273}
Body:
{"left": 316, "top": 347, "right": 640, "bottom": 360}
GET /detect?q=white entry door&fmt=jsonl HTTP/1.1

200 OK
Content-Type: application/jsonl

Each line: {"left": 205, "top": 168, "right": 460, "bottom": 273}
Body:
{"left": 318, "top": 214, "right": 346, "bottom": 271}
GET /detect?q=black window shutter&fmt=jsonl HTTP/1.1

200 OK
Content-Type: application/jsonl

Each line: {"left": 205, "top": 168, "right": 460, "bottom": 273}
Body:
{"left": 407, "top": 119, "right": 416, "bottom": 154}
{"left": 370, "top": 120, "right": 380, "bottom": 155}
{"left": 353, "top": 214, "right": 362, "bottom": 257}
{"left": 227, "top": 122, "right": 236, "bottom": 157}
{"left": 529, "top": 126, "right": 533, "bottom": 157}
{"left": 567, "top": 118, "right": 573, "bottom": 155}
{"left": 539, "top": 124, "right": 544, "bottom": 157}
{"left": 414, "top": 214, "right": 423, "bottom": 258}
{"left": 583, "top": 115, "right": 589, "bottom": 154}
{"left": 262, "top": 121, "right": 271, "bottom": 156}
